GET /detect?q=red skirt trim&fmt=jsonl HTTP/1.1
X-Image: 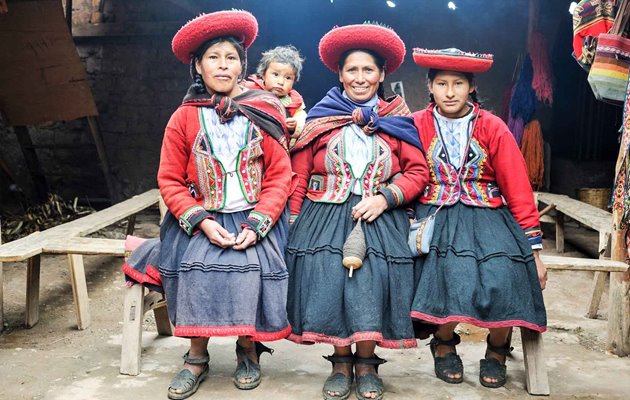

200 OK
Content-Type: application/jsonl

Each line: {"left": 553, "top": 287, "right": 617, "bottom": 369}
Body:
{"left": 122, "top": 262, "right": 162, "bottom": 287}
{"left": 410, "top": 311, "right": 547, "bottom": 333}
{"left": 174, "top": 324, "right": 292, "bottom": 341}
{"left": 287, "top": 331, "right": 417, "bottom": 349}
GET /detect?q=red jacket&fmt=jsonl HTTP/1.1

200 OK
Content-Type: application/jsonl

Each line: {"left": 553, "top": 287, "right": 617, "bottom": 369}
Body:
{"left": 158, "top": 99, "right": 292, "bottom": 238}
{"left": 413, "top": 104, "right": 541, "bottom": 245}
{"left": 290, "top": 129, "right": 428, "bottom": 217}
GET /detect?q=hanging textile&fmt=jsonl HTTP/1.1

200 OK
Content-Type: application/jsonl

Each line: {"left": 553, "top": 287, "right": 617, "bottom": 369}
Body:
{"left": 572, "top": 0, "right": 616, "bottom": 68}
{"left": 520, "top": 119, "right": 545, "bottom": 190}
{"left": 611, "top": 73, "right": 630, "bottom": 227}
{"left": 529, "top": 31, "right": 554, "bottom": 105}
{"left": 510, "top": 55, "right": 536, "bottom": 124}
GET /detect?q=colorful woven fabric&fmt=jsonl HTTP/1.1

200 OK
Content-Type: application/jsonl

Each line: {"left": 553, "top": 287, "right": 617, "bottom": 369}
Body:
{"left": 171, "top": 9, "right": 258, "bottom": 64}
{"left": 412, "top": 48, "right": 493, "bottom": 73}
{"left": 612, "top": 73, "right": 630, "bottom": 227}
{"left": 318, "top": 22, "right": 406, "bottom": 73}
{"left": 572, "top": 0, "right": 616, "bottom": 61}
{"left": 587, "top": 33, "right": 630, "bottom": 103}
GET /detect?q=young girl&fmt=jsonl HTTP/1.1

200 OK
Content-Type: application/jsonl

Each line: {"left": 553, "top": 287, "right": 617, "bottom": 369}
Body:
{"left": 122, "top": 10, "right": 292, "bottom": 399}
{"left": 410, "top": 48, "right": 547, "bottom": 389}
{"left": 245, "top": 45, "right": 307, "bottom": 146}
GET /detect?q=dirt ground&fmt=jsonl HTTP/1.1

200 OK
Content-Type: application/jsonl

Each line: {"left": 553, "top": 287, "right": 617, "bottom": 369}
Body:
{"left": 1, "top": 212, "right": 630, "bottom": 400}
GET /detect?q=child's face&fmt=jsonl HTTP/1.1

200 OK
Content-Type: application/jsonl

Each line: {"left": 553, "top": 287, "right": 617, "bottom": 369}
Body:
{"left": 262, "top": 62, "right": 296, "bottom": 97}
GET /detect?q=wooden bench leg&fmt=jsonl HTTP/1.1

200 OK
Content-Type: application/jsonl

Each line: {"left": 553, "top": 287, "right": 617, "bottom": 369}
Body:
{"left": 555, "top": 213, "right": 565, "bottom": 253}
{"left": 126, "top": 214, "right": 137, "bottom": 236}
{"left": 25, "top": 255, "right": 41, "bottom": 328}
{"left": 121, "top": 283, "right": 145, "bottom": 375}
{"left": 586, "top": 271, "right": 608, "bottom": 319}
{"left": 154, "top": 305, "right": 173, "bottom": 336}
{"left": 521, "top": 327, "right": 550, "bottom": 395}
{"left": 67, "top": 254, "right": 91, "bottom": 330}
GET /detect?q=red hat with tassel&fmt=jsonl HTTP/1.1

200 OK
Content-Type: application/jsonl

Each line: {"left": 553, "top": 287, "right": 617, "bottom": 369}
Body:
{"left": 319, "top": 22, "right": 406, "bottom": 74}
{"left": 172, "top": 9, "right": 258, "bottom": 64}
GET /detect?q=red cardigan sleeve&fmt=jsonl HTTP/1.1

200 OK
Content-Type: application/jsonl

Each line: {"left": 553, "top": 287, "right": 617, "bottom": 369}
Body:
{"left": 288, "top": 143, "right": 315, "bottom": 220}
{"left": 243, "top": 133, "right": 292, "bottom": 238}
{"left": 157, "top": 108, "right": 208, "bottom": 227}
{"left": 487, "top": 117, "right": 540, "bottom": 232}
{"left": 379, "top": 139, "right": 428, "bottom": 209}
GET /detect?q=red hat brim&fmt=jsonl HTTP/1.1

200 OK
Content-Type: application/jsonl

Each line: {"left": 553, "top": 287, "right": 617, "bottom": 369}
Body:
{"left": 412, "top": 48, "right": 493, "bottom": 73}
{"left": 319, "top": 24, "right": 405, "bottom": 74}
{"left": 172, "top": 10, "right": 258, "bottom": 64}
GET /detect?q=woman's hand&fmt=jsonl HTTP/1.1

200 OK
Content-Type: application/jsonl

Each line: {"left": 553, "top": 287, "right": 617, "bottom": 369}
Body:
{"left": 199, "top": 219, "right": 236, "bottom": 248}
{"left": 352, "top": 194, "right": 388, "bottom": 222}
{"left": 233, "top": 227, "right": 258, "bottom": 250}
{"left": 285, "top": 117, "right": 297, "bottom": 133}
{"left": 533, "top": 250, "right": 548, "bottom": 290}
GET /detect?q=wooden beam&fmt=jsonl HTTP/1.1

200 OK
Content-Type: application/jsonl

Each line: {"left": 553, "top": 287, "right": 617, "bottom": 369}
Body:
{"left": 120, "top": 283, "right": 144, "bottom": 375}
{"left": 607, "top": 227, "right": 630, "bottom": 356}
{"left": 541, "top": 255, "right": 628, "bottom": 273}
{"left": 86, "top": 116, "right": 118, "bottom": 203}
{"left": 13, "top": 126, "right": 49, "bottom": 203}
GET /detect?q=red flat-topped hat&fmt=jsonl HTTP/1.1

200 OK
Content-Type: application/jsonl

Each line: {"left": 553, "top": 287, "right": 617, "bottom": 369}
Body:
{"left": 412, "top": 48, "right": 494, "bottom": 73}
{"left": 172, "top": 9, "right": 258, "bottom": 64}
{"left": 319, "top": 22, "right": 406, "bottom": 73}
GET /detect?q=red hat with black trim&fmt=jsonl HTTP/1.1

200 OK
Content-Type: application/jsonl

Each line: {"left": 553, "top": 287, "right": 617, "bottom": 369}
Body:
{"left": 412, "top": 48, "right": 494, "bottom": 73}
{"left": 172, "top": 9, "right": 258, "bottom": 64}
{"left": 319, "top": 22, "right": 406, "bottom": 74}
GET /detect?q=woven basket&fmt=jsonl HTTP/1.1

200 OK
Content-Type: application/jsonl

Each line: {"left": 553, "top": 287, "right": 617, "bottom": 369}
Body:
{"left": 577, "top": 188, "right": 612, "bottom": 211}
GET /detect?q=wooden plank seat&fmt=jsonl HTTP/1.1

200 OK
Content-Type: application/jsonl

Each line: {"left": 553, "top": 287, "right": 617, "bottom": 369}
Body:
{"left": 0, "top": 189, "right": 160, "bottom": 330}
{"left": 535, "top": 192, "right": 617, "bottom": 319}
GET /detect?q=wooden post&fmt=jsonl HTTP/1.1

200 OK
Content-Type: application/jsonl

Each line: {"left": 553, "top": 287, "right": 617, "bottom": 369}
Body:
{"left": 608, "top": 87, "right": 630, "bottom": 355}
{"left": 25, "top": 255, "right": 41, "bottom": 328}
{"left": 521, "top": 327, "right": 550, "bottom": 395}
{"left": 65, "top": 0, "right": 73, "bottom": 32}
{"left": 556, "top": 213, "right": 565, "bottom": 253}
{"left": 120, "top": 283, "right": 145, "bottom": 375}
{"left": 86, "top": 116, "right": 118, "bottom": 203}
{"left": 607, "top": 227, "right": 630, "bottom": 356}
{"left": 13, "top": 126, "right": 49, "bottom": 203}
{"left": 67, "top": 254, "right": 91, "bottom": 330}
{"left": 125, "top": 214, "right": 136, "bottom": 237}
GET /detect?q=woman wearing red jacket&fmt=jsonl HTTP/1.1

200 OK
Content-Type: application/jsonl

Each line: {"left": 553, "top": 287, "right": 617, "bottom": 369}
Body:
{"left": 122, "top": 10, "right": 292, "bottom": 399}
{"left": 286, "top": 23, "right": 428, "bottom": 400}
{"left": 410, "top": 48, "right": 547, "bottom": 389}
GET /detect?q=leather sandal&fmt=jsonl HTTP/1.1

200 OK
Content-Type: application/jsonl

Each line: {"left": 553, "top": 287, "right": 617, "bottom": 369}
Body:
{"left": 354, "top": 354, "right": 387, "bottom": 400}
{"left": 322, "top": 354, "right": 354, "bottom": 400}
{"left": 167, "top": 350, "right": 210, "bottom": 400}
{"left": 429, "top": 332, "right": 464, "bottom": 384}
{"left": 479, "top": 334, "right": 512, "bottom": 388}
{"left": 233, "top": 341, "right": 273, "bottom": 390}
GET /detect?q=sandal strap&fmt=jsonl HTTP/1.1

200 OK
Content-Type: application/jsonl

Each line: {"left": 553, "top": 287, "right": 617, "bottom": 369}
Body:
{"left": 354, "top": 354, "right": 387, "bottom": 374}
{"left": 353, "top": 354, "right": 387, "bottom": 366}
{"left": 485, "top": 334, "right": 513, "bottom": 356}
{"left": 323, "top": 354, "right": 355, "bottom": 365}
{"left": 255, "top": 342, "right": 274, "bottom": 358}
{"left": 430, "top": 332, "right": 462, "bottom": 348}
{"left": 182, "top": 350, "right": 209, "bottom": 365}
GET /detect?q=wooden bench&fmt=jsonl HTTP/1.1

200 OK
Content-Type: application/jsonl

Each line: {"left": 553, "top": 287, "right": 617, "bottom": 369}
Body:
{"left": 0, "top": 189, "right": 160, "bottom": 330}
{"left": 536, "top": 192, "right": 618, "bottom": 319}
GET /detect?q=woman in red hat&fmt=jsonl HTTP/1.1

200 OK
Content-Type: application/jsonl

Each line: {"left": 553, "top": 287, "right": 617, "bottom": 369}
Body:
{"left": 122, "top": 10, "right": 293, "bottom": 399}
{"left": 410, "top": 48, "right": 547, "bottom": 389}
{"left": 286, "top": 23, "right": 428, "bottom": 400}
